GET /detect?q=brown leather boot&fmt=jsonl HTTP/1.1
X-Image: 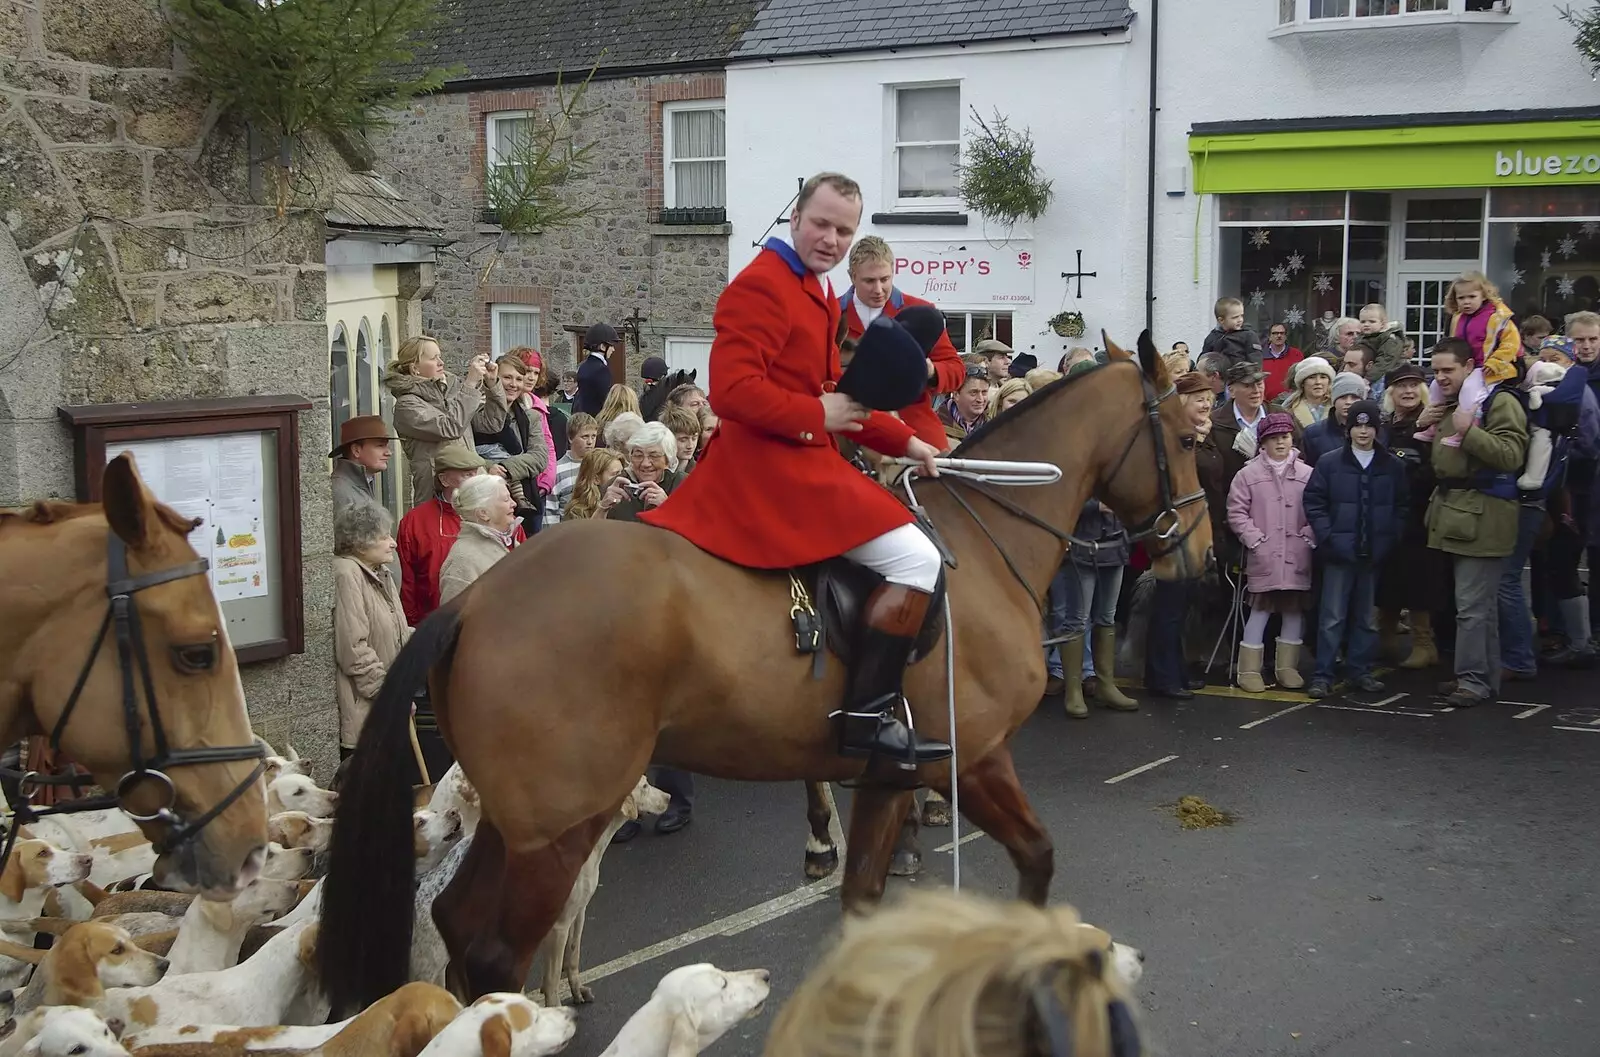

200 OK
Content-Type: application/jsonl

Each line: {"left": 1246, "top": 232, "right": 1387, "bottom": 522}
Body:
{"left": 1399, "top": 611, "right": 1439, "bottom": 669}
{"left": 835, "top": 584, "right": 953, "bottom": 767}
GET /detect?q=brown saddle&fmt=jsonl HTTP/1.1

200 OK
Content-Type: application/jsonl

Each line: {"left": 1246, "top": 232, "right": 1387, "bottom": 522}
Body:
{"left": 801, "top": 558, "right": 947, "bottom": 669}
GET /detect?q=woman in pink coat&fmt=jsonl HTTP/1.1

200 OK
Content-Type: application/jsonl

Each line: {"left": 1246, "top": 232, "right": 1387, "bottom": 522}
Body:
{"left": 1226, "top": 412, "right": 1315, "bottom": 693}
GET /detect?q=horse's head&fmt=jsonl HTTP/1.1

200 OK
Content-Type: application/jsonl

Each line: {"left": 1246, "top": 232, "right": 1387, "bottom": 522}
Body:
{"left": 1100, "top": 331, "right": 1213, "bottom": 581}
{"left": 29, "top": 454, "right": 268, "bottom": 899}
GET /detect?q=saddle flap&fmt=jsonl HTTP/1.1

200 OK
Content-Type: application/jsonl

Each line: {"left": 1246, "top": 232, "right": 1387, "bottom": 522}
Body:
{"left": 812, "top": 560, "right": 946, "bottom": 667}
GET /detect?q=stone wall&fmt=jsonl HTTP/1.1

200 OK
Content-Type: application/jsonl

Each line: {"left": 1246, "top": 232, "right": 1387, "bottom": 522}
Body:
{"left": 0, "top": 0, "right": 340, "bottom": 779}
{"left": 371, "top": 73, "right": 729, "bottom": 381}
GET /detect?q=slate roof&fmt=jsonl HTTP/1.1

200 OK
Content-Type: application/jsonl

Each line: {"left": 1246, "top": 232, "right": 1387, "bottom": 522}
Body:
{"left": 326, "top": 173, "right": 447, "bottom": 237}
{"left": 407, "top": 0, "right": 766, "bottom": 87}
{"left": 732, "top": 0, "right": 1134, "bottom": 60}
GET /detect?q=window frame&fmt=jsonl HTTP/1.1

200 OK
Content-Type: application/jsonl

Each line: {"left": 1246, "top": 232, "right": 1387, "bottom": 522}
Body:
{"left": 490, "top": 303, "right": 542, "bottom": 361}
{"left": 1280, "top": 0, "right": 1505, "bottom": 25}
{"left": 662, "top": 100, "right": 728, "bottom": 211}
{"left": 888, "top": 82, "right": 963, "bottom": 212}
{"left": 485, "top": 110, "right": 535, "bottom": 178}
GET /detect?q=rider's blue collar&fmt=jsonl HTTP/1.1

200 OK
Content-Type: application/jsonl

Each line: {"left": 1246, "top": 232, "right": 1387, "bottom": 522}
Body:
{"left": 763, "top": 237, "right": 808, "bottom": 278}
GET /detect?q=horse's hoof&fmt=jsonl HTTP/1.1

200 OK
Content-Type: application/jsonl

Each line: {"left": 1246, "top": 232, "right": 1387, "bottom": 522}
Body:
{"left": 921, "top": 801, "right": 952, "bottom": 828}
{"left": 804, "top": 848, "right": 839, "bottom": 880}
{"left": 888, "top": 849, "right": 922, "bottom": 877}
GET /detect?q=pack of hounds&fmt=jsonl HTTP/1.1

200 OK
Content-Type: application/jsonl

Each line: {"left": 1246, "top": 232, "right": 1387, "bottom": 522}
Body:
{"left": 0, "top": 742, "right": 772, "bottom": 1057}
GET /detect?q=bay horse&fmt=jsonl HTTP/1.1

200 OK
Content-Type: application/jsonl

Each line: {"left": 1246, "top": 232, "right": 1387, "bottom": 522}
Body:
{"left": 0, "top": 454, "right": 269, "bottom": 898}
{"left": 317, "top": 332, "right": 1211, "bottom": 1014}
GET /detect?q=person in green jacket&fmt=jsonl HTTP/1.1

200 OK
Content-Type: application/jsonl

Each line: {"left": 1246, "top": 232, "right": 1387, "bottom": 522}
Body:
{"left": 1420, "top": 337, "right": 1529, "bottom": 709}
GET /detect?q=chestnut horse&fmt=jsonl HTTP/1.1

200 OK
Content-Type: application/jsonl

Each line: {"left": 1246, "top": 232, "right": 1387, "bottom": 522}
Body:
{"left": 318, "top": 332, "right": 1211, "bottom": 1014}
{"left": 0, "top": 455, "right": 269, "bottom": 898}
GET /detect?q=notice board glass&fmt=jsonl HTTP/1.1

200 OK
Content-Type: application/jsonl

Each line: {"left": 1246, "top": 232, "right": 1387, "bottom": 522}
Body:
{"left": 59, "top": 396, "right": 312, "bottom": 664}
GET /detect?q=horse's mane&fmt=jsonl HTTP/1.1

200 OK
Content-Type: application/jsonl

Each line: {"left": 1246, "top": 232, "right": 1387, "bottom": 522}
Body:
{"left": 0, "top": 500, "right": 100, "bottom": 531}
{"left": 950, "top": 360, "right": 1115, "bottom": 458}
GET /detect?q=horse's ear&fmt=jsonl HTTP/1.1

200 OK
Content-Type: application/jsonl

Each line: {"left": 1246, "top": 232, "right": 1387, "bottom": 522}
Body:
{"left": 1137, "top": 329, "right": 1170, "bottom": 387}
{"left": 1102, "top": 330, "right": 1131, "bottom": 362}
{"left": 103, "top": 452, "right": 154, "bottom": 549}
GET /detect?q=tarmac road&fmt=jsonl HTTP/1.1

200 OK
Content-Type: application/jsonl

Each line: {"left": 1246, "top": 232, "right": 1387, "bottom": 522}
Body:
{"left": 538, "top": 664, "right": 1600, "bottom": 1057}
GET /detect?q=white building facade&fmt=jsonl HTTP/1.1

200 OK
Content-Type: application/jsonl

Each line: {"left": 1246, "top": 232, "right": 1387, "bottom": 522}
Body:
{"left": 723, "top": 0, "right": 1598, "bottom": 366}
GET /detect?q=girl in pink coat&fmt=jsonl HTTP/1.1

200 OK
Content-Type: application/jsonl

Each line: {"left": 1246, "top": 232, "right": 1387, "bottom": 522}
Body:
{"left": 1226, "top": 412, "right": 1315, "bottom": 693}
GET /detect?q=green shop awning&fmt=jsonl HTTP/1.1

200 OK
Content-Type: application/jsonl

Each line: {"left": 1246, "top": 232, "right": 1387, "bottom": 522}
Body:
{"left": 1189, "top": 114, "right": 1600, "bottom": 195}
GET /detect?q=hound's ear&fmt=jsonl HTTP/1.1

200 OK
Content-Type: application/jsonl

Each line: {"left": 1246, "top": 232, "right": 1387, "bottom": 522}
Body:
{"left": 478, "top": 1014, "right": 513, "bottom": 1057}
{"left": 103, "top": 452, "right": 154, "bottom": 549}
{"left": 0, "top": 855, "right": 27, "bottom": 904}
{"left": 1102, "top": 330, "right": 1131, "bottom": 362}
{"left": 665, "top": 1009, "right": 703, "bottom": 1057}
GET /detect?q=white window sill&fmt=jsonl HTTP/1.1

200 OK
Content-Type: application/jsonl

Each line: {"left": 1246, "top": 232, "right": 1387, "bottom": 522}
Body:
{"left": 1269, "top": 10, "right": 1516, "bottom": 37}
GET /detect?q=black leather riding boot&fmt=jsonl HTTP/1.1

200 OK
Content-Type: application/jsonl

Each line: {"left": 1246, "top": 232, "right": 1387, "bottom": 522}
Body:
{"left": 835, "top": 583, "right": 953, "bottom": 768}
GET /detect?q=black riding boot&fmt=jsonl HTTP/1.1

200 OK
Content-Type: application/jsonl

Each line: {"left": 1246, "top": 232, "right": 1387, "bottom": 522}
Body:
{"left": 834, "top": 583, "right": 953, "bottom": 768}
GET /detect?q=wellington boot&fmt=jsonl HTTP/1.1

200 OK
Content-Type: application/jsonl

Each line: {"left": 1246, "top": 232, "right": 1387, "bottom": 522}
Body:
{"left": 1090, "top": 627, "right": 1139, "bottom": 711}
{"left": 1061, "top": 638, "right": 1089, "bottom": 718}
{"left": 1377, "top": 608, "right": 1405, "bottom": 663}
{"left": 1274, "top": 639, "right": 1305, "bottom": 689}
{"left": 1236, "top": 643, "right": 1266, "bottom": 693}
{"left": 1399, "top": 611, "right": 1439, "bottom": 669}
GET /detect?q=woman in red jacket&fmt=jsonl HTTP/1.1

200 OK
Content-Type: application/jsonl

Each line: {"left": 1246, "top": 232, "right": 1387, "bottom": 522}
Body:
{"left": 641, "top": 172, "right": 949, "bottom": 767}
{"left": 839, "top": 235, "right": 966, "bottom": 451}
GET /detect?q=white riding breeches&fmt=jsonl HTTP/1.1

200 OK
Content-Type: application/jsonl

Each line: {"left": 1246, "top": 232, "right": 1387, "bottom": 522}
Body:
{"left": 844, "top": 523, "right": 942, "bottom": 592}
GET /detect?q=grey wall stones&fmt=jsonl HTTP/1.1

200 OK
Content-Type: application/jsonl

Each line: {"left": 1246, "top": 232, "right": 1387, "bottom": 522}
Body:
{"left": 0, "top": 0, "right": 340, "bottom": 781}
{"left": 370, "top": 73, "right": 729, "bottom": 382}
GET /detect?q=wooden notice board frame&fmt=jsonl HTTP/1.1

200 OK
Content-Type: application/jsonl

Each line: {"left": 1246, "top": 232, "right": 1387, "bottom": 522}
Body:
{"left": 58, "top": 395, "right": 313, "bottom": 665}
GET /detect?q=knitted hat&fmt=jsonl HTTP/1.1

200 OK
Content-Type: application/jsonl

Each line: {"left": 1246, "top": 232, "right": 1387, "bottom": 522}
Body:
{"left": 1331, "top": 371, "right": 1368, "bottom": 402}
{"left": 1255, "top": 412, "right": 1295, "bottom": 441}
{"left": 1346, "top": 399, "right": 1382, "bottom": 431}
{"left": 1291, "top": 358, "right": 1335, "bottom": 388}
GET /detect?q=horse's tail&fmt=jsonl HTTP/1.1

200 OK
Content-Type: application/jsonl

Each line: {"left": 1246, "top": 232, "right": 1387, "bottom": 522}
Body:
{"left": 317, "top": 602, "right": 463, "bottom": 1017}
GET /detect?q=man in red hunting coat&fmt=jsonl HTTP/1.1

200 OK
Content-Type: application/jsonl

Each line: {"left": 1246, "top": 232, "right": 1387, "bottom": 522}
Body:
{"left": 839, "top": 235, "right": 966, "bottom": 451}
{"left": 640, "top": 172, "right": 951, "bottom": 767}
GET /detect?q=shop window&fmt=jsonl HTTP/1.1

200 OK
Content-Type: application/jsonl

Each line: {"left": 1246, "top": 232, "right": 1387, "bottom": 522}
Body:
{"left": 1403, "top": 198, "right": 1482, "bottom": 261}
{"left": 663, "top": 102, "right": 726, "bottom": 216}
{"left": 1490, "top": 186, "right": 1600, "bottom": 220}
{"left": 1218, "top": 225, "right": 1348, "bottom": 353}
{"left": 944, "top": 311, "right": 1013, "bottom": 357}
{"left": 1345, "top": 224, "right": 1389, "bottom": 316}
{"left": 1217, "top": 193, "right": 1344, "bottom": 224}
{"left": 1486, "top": 220, "right": 1600, "bottom": 326}
{"left": 329, "top": 323, "right": 350, "bottom": 450}
{"left": 893, "top": 84, "right": 961, "bottom": 207}
{"left": 490, "top": 304, "right": 541, "bottom": 360}
{"left": 1401, "top": 278, "right": 1453, "bottom": 359}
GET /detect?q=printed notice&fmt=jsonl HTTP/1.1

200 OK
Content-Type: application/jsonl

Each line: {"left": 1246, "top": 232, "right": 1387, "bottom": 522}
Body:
{"left": 116, "top": 434, "right": 270, "bottom": 602}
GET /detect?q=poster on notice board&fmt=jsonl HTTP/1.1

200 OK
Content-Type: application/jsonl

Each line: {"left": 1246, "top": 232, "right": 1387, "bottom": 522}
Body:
{"left": 116, "top": 433, "right": 270, "bottom": 602}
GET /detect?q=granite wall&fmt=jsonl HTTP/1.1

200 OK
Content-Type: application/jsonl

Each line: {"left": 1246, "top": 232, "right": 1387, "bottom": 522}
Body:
{"left": 0, "top": 0, "right": 339, "bottom": 780}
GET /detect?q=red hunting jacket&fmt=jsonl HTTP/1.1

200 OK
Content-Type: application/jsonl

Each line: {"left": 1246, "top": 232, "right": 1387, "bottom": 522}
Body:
{"left": 840, "top": 287, "right": 966, "bottom": 451}
{"left": 640, "top": 240, "right": 917, "bottom": 568}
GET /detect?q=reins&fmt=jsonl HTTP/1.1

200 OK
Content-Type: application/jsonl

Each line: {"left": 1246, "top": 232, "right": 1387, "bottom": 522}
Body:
{"left": 0, "top": 532, "right": 266, "bottom": 872}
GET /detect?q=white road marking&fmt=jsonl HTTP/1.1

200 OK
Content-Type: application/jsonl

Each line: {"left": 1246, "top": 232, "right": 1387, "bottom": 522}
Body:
{"left": 1367, "top": 693, "right": 1408, "bottom": 708}
{"left": 1511, "top": 703, "right": 1551, "bottom": 720}
{"left": 934, "top": 831, "right": 984, "bottom": 854}
{"left": 1553, "top": 726, "right": 1600, "bottom": 734}
{"left": 1239, "top": 702, "right": 1315, "bottom": 730}
{"left": 1318, "top": 705, "right": 1433, "bottom": 717}
{"left": 1104, "top": 755, "right": 1179, "bottom": 785}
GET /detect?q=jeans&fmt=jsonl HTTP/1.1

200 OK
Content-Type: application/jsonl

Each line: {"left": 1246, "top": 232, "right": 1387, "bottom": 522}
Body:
{"left": 1314, "top": 562, "right": 1378, "bottom": 683}
{"left": 1453, "top": 555, "right": 1503, "bottom": 699}
{"left": 1045, "top": 563, "right": 1080, "bottom": 678}
{"left": 1497, "top": 503, "right": 1544, "bottom": 675}
{"left": 1068, "top": 564, "right": 1123, "bottom": 678}
{"left": 1144, "top": 577, "right": 1192, "bottom": 691}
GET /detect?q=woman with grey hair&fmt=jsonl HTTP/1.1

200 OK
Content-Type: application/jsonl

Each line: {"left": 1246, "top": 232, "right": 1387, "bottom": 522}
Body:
{"left": 599, "top": 421, "right": 682, "bottom": 523}
{"left": 439, "top": 473, "right": 518, "bottom": 604}
{"left": 332, "top": 501, "right": 410, "bottom": 760}
{"left": 604, "top": 410, "right": 646, "bottom": 453}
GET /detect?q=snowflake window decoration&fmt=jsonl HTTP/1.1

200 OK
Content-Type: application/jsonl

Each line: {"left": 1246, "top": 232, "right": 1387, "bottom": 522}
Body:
{"left": 1511, "top": 223, "right": 1521, "bottom": 244}
{"left": 1509, "top": 268, "right": 1525, "bottom": 288}
{"left": 1248, "top": 289, "right": 1266, "bottom": 309}
{"left": 1249, "top": 228, "right": 1271, "bottom": 249}
{"left": 1284, "top": 306, "right": 1306, "bottom": 328}
{"left": 1312, "top": 273, "right": 1334, "bottom": 294}
{"left": 1582, "top": 222, "right": 1600, "bottom": 238}
{"left": 1558, "top": 237, "right": 1579, "bottom": 259}
{"left": 1269, "top": 264, "right": 1290, "bottom": 287}
{"left": 1540, "top": 249, "right": 1553, "bottom": 269}
{"left": 1286, "top": 252, "right": 1305, "bottom": 274}
{"left": 1558, "top": 276, "right": 1577, "bottom": 298}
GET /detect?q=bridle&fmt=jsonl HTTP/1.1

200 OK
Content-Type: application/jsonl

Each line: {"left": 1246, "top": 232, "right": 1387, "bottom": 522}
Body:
{"left": 0, "top": 532, "right": 267, "bottom": 872}
{"left": 934, "top": 363, "right": 1208, "bottom": 612}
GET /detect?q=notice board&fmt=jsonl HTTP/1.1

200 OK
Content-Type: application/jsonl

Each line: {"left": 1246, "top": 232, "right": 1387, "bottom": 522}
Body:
{"left": 59, "top": 396, "right": 312, "bottom": 664}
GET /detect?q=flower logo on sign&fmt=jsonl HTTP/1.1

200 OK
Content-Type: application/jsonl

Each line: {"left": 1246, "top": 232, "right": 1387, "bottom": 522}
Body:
{"left": 1016, "top": 251, "right": 1032, "bottom": 270}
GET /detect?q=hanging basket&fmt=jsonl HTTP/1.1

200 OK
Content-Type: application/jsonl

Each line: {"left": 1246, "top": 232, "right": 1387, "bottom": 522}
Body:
{"left": 1049, "top": 312, "right": 1085, "bottom": 338}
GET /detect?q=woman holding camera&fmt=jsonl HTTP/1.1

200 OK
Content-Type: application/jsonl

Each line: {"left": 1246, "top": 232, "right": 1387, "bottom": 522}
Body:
{"left": 598, "top": 422, "right": 684, "bottom": 523}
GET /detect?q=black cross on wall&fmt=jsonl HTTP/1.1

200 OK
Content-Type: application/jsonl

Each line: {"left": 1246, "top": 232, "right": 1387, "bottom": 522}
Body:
{"left": 1060, "top": 250, "right": 1098, "bottom": 299}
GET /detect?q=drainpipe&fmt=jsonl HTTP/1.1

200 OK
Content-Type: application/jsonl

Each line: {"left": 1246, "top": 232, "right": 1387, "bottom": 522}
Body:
{"left": 1143, "top": 0, "right": 1160, "bottom": 334}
